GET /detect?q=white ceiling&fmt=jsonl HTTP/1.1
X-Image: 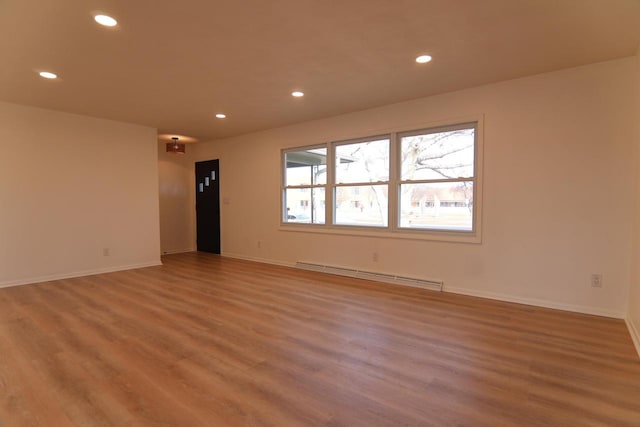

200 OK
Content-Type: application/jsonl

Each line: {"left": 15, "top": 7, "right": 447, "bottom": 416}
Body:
{"left": 1, "top": 0, "right": 639, "bottom": 142}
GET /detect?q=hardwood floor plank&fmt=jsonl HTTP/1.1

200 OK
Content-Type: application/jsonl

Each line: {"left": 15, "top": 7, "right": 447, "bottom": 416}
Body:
{"left": 0, "top": 323, "right": 74, "bottom": 427}
{"left": 0, "top": 252, "right": 639, "bottom": 426}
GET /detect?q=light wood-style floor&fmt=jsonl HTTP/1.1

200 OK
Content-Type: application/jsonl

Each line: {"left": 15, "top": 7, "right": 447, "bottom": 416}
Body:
{"left": 1, "top": 252, "right": 639, "bottom": 426}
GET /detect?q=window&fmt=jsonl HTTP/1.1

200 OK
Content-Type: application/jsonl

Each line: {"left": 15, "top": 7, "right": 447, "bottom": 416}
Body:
{"left": 281, "top": 119, "right": 482, "bottom": 241}
{"left": 399, "top": 123, "right": 476, "bottom": 231}
{"left": 334, "top": 136, "right": 390, "bottom": 227}
{"left": 283, "top": 147, "right": 326, "bottom": 224}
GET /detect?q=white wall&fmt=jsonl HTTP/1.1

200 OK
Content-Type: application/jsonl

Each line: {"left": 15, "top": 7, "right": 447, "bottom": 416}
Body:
{"left": 628, "top": 46, "right": 640, "bottom": 353}
{"left": 0, "top": 101, "right": 161, "bottom": 286}
{"left": 187, "top": 57, "right": 636, "bottom": 318}
{"left": 158, "top": 144, "right": 196, "bottom": 254}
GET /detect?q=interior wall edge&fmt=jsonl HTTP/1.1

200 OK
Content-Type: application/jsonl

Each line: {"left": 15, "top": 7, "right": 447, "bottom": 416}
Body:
{"left": 0, "top": 260, "right": 162, "bottom": 289}
{"left": 626, "top": 317, "right": 640, "bottom": 359}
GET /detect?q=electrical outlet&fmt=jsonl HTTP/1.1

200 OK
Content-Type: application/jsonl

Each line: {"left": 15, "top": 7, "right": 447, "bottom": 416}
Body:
{"left": 373, "top": 252, "right": 379, "bottom": 262}
{"left": 591, "top": 273, "right": 603, "bottom": 288}
{"left": 103, "top": 248, "right": 110, "bottom": 257}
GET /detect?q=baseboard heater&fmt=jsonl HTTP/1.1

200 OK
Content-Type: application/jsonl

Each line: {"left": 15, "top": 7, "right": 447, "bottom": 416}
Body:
{"left": 295, "top": 262, "right": 443, "bottom": 292}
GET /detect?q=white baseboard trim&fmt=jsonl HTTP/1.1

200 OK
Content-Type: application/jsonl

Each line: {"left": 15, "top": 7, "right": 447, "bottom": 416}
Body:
{"left": 221, "top": 254, "right": 625, "bottom": 319}
{"left": 626, "top": 318, "right": 640, "bottom": 358}
{"left": 0, "top": 260, "right": 163, "bottom": 289}
{"left": 443, "top": 286, "right": 625, "bottom": 319}
{"left": 161, "top": 248, "right": 195, "bottom": 255}
{"left": 221, "top": 252, "right": 295, "bottom": 268}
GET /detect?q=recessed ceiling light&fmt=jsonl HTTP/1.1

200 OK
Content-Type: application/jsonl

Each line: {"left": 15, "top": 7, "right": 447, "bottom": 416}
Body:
{"left": 291, "top": 91, "right": 304, "bottom": 97}
{"left": 39, "top": 71, "right": 57, "bottom": 79}
{"left": 215, "top": 113, "right": 226, "bottom": 119}
{"left": 94, "top": 14, "right": 118, "bottom": 27}
{"left": 416, "top": 55, "right": 432, "bottom": 64}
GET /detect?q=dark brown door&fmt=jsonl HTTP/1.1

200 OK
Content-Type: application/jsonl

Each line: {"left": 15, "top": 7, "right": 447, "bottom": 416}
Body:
{"left": 195, "top": 159, "right": 220, "bottom": 254}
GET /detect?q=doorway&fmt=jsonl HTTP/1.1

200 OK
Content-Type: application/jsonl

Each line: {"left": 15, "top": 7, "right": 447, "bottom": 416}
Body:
{"left": 195, "top": 159, "right": 221, "bottom": 254}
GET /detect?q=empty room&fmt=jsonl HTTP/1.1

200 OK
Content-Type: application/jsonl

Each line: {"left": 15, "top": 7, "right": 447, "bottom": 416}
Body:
{"left": 1, "top": 0, "right": 640, "bottom": 425}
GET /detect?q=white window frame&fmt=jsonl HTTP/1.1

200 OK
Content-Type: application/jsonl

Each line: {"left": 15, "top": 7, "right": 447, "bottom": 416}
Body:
{"left": 396, "top": 122, "right": 479, "bottom": 234}
{"left": 331, "top": 134, "right": 391, "bottom": 229}
{"left": 279, "top": 116, "right": 483, "bottom": 244}
{"left": 281, "top": 144, "right": 328, "bottom": 225}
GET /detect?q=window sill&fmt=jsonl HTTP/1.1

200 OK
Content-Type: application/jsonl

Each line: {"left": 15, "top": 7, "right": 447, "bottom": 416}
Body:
{"left": 278, "top": 223, "right": 482, "bottom": 244}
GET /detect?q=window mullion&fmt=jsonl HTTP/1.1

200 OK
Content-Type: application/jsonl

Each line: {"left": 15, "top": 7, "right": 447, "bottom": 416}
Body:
{"left": 398, "top": 177, "right": 474, "bottom": 185}
{"left": 285, "top": 184, "right": 324, "bottom": 189}
{"left": 333, "top": 181, "right": 389, "bottom": 187}
{"left": 327, "top": 142, "right": 335, "bottom": 226}
{"left": 389, "top": 131, "right": 398, "bottom": 231}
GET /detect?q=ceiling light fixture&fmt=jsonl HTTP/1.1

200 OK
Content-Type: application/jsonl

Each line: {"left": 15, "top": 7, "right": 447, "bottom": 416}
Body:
{"left": 166, "top": 137, "right": 186, "bottom": 154}
{"left": 94, "top": 14, "right": 118, "bottom": 27}
{"left": 416, "top": 55, "right": 432, "bottom": 64}
{"left": 215, "top": 113, "right": 226, "bottom": 119}
{"left": 291, "top": 91, "right": 304, "bottom": 97}
{"left": 39, "top": 71, "right": 57, "bottom": 79}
